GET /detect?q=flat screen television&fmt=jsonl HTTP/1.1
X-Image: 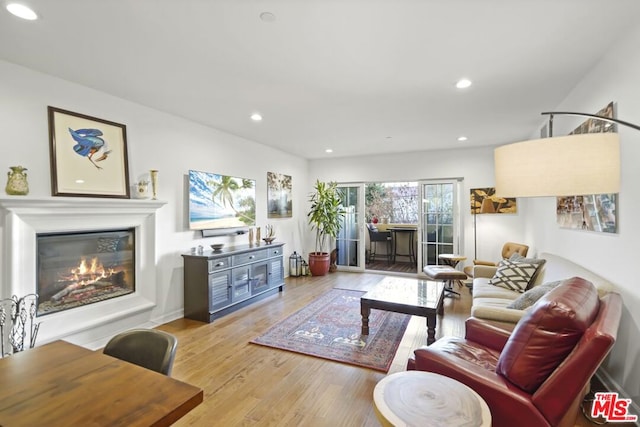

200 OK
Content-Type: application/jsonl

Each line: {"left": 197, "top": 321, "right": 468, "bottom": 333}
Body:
{"left": 188, "top": 170, "right": 256, "bottom": 231}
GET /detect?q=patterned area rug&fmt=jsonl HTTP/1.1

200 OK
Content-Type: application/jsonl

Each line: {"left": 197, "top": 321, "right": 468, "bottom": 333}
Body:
{"left": 250, "top": 289, "right": 410, "bottom": 372}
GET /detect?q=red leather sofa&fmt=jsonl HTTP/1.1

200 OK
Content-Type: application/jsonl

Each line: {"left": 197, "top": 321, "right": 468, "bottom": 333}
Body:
{"left": 407, "top": 277, "right": 621, "bottom": 427}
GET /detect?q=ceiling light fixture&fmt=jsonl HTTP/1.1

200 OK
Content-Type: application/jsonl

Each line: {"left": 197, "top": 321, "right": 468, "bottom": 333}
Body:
{"left": 6, "top": 3, "right": 38, "bottom": 20}
{"left": 325, "top": 149, "right": 333, "bottom": 154}
{"left": 250, "top": 113, "right": 262, "bottom": 121}
{"left": 455, "top": 78, "right": 472, "bottom": 89}
{"left": 259, "top": 12, "right": 276, "bottom": 23}
{"left": 457, "top": 136, "right": 468, "bottom": 142}
{"left": 494, "top": 111, "right": 640, "bottom": 198}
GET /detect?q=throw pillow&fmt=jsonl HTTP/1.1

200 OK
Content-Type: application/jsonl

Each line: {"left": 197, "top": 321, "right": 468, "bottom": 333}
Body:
{"left": 506, "top": 280, "right": 563, "bottom": 310}
{"left": 489, "top": 259, "right": 539, "bottom": 293}
{"left": 509, "top": 253, "right": 547, "bottom": 289}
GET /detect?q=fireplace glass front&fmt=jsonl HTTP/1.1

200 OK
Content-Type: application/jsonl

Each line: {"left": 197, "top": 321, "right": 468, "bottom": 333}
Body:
{"left": 36, "top": 229, "right": 135, "bottom": 316}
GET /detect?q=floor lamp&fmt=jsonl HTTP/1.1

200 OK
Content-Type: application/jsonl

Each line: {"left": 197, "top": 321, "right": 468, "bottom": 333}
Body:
{"left": 494, "top": 111, "right": 640, "bottom": 198}
{"left": 472, "top": 193, "right": 495, "bottom": 261}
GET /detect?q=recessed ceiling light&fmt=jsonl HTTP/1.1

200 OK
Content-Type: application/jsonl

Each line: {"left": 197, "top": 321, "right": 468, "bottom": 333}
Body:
{"left": 6, "top": 3, "right": 38, "bottom": 20}
{"left": 455, "top": 78, "right": 472, "bottom": 89}
{"left": 250, "top": 113, "right": 262, "bottom": 121}
{"left": 325, "top": 149, "right": 333, "bottom": 153}
{"left": 457, "top": 136, "right": 468, "bottom": 142}
{"left": 260, "top": 12, "right": 276, "bottom": 22}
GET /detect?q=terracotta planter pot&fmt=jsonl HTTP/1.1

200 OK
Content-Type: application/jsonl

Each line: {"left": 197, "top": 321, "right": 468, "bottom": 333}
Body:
{"left": 308, "top": 252, "right": 330, "bottom": 276}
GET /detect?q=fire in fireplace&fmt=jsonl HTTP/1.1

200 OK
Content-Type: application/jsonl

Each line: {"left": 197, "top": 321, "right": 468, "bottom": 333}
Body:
{"left": 36, "top": 229, "right": 135, "bottom": 316}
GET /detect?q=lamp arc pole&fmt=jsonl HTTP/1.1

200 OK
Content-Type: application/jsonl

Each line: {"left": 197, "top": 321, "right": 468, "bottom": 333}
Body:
{"left": 542, "top": 111, "right": 640, "bottom": 136}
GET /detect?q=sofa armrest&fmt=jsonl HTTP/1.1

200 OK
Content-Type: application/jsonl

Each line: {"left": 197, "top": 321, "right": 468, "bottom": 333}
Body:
{"left": 474, "top": 260, "right": 498, "bottom": 267}
{"left": 473, "top": 265, "right": 498, "bottom": 279}
{"left": 465, "top": 317, "right": 511, "bottom": 351}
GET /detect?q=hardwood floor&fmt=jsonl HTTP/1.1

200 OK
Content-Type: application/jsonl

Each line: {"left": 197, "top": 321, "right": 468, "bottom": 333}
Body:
{"left": 159, "top": 272, "right": 601, "bottom": 426}
{"left": 365, "top": 260, "right": 417, "bottom": 274}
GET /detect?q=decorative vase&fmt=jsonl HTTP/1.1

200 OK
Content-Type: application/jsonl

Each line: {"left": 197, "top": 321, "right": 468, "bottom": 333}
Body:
{"left": 6, "top": 166, "right": 29, "bottom": 195}
{"left": 150, "top": 170, "right": 158, "bottom": 199}
{"left": 255, "top": 227, "right": 261, "bottom": 244}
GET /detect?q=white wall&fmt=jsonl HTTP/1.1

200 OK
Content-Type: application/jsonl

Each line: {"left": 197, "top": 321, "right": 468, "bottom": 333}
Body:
{"left": 0, "top": 60, "right": 309, "bottom": 345}
{"left": 525, "top": 24, "right": 640, "bottom": 405}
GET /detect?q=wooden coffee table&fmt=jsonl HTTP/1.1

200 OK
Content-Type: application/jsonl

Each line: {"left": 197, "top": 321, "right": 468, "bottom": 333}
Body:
{"left": 361, "top": 276, "right": 445, "bottom": 345}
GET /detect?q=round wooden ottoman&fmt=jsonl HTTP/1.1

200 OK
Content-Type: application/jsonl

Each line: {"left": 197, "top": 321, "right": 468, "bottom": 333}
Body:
{"left": 373, "top": 371, "right": 491, "bottom": 427}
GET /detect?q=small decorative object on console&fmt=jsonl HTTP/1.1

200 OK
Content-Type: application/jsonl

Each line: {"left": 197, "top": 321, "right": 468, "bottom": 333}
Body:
{"left": 263, "top": 225, "right": 275, "bottom": 244}
{"left": 210, "top": 243, "right": 224, "bottom": 251}
{"left": 5, "top": 166, "right": 29, "bottom": 195}
{"left": 136, "top": 180, "right": 149, "bottom": 199}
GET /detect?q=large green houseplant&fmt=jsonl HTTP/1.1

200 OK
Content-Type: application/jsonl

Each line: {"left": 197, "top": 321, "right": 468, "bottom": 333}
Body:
{"left": 307, "top": 180, "right": 344, "bottom": 276}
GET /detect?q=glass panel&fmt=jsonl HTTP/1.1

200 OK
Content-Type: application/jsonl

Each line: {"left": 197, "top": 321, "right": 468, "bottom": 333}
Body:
{"left": 337, "top": 186, "right": 360, "bottom": 268}
{"left": 421, "top": 182, "right": 457, "bottom": 267}
{"left": 36, "top": 229, "right": 135, "bottom": 316}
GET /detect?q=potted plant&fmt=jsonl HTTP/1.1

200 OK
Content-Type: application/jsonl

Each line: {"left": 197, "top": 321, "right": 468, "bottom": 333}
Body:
{"left": 307, "top": 180, "right": 344, "bottom": 276}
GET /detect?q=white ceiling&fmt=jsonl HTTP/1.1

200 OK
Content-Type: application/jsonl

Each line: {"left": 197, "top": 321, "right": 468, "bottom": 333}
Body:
{"left": 1, "top": 0, "right": 639, "bottom": 159}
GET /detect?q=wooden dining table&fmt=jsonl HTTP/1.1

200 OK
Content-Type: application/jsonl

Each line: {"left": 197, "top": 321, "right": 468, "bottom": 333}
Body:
{"left": 0, "top": 340, "right": 203, "bottom": 426}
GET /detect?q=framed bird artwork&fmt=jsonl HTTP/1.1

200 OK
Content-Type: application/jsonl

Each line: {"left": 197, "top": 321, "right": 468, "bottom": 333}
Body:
{"left": 48, "top": 106, "right": 130, "bottom": 198}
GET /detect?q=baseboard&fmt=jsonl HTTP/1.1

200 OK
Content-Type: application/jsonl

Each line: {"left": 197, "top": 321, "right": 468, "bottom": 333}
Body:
{"left": 152, "top": 309, "right": 184, "bottom": 326}
{"left": 596, "top": 368, "right": 640, "bottom": 423}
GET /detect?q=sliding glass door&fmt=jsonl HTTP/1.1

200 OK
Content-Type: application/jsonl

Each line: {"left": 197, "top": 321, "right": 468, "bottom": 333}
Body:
{"left": 333, "top": 180, "right": 461, "bottom": 274}
{"left": 419, "top": 180, "right": 462, "bottom": 269}
{"left": 336, "top": 184, "right": 365, "bottom": 271}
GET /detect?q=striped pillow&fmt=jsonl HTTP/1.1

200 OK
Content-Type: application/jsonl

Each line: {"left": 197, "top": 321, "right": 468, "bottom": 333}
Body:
{"left": 489, "top": 259, "right": 539, "bottom": 293}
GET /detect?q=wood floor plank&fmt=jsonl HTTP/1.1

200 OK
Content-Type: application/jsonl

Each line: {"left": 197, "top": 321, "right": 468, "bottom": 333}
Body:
{"left": 161, "top": 271, "right": 597, "bottom": 426}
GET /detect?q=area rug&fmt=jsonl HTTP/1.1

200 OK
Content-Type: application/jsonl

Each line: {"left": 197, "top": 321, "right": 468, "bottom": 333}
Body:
{"left": 250, "top": 289, "right": 410, "bottom": 372}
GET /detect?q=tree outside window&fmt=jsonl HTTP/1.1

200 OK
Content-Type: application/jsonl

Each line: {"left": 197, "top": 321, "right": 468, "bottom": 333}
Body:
{"left": 365, "top": 182, "right": 418, "bottom": 224}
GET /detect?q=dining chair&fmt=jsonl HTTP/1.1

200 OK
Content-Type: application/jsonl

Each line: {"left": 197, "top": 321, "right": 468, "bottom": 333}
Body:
{"left": 103, "top": 328, "right": 178, "bottom": 376}
{"left": 367, "top": 224, "right": 392, "bottom": 265}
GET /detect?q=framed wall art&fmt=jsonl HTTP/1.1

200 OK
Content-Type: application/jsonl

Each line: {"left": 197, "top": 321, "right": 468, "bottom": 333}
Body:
{"left": 556, "top": 102, "right": 617, "bottom": 233}
{"left": 470, "top": 187, "right": 517, "bottom": 214}
{"left": 267, "top": 172, "right": 292, "bottom": 218}
{"left": 48, "top": 106, "right": 130, "bottom": 198}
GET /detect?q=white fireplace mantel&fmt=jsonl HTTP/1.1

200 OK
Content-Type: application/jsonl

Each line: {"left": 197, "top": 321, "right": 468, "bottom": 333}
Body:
{"left": 0, "top": 197, "right": 167, "bottom": 346}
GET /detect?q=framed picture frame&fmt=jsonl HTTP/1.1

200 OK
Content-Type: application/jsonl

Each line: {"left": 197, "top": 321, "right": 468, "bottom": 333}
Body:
{"left": 267, "top": 172, "right": 292, "bottom": 218}
{"left": 470, "top": 187, "right": 517, "bottom": 214}
{"left": 48, "top": 106, "right": 130, "bottom": 198}
{"left": 556, "top": 101, "right": 617, "bottom": 233}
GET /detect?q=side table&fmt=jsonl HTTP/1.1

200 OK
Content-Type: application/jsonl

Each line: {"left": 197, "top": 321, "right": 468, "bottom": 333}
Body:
{"left": 438, "top": 253, "right": 467, "bottom": 268}
{"left": 373, "top": 371, "right": 491, "bottom": 427}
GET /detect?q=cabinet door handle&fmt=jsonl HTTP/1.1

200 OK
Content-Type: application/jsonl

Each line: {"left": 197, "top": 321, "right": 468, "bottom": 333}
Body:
{"left": 249, "top": 255, "right": 255, "bottom": 259}
{"left": 273, "top": 250, "right": 280, "bottom": 255}
{"left": 215, "top": 262, "right": 225, "bottom": 267}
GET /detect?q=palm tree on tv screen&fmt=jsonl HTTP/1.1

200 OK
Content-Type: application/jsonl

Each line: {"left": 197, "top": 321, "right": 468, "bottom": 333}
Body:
{"left": 209, "top": 176, "right": 255, "bottom": 225}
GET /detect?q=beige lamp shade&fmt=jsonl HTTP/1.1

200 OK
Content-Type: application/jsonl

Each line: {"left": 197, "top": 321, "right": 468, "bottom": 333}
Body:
{"left": 494, "top": 133, "right": 620, "bottom": 197}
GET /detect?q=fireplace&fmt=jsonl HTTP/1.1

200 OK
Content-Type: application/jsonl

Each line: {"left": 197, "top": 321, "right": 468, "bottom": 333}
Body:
{"left": 37, "top": 229, "right": 136, "bottom": 316}
{"left": 0, "top": 197, "right": 165, "bottom": 347}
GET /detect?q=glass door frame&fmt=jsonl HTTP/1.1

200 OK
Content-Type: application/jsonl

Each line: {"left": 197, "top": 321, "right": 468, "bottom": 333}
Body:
{"left": 336, "top": 183, "right": 366, "bottom": 272}
{"left": 417, "top": 179, "right": 463, "bottom": 275}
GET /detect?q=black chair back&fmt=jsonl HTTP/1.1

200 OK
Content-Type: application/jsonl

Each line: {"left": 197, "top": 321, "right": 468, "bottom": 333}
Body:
{"left": 103, "top": 329, "right": 178, "bottom": 376}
